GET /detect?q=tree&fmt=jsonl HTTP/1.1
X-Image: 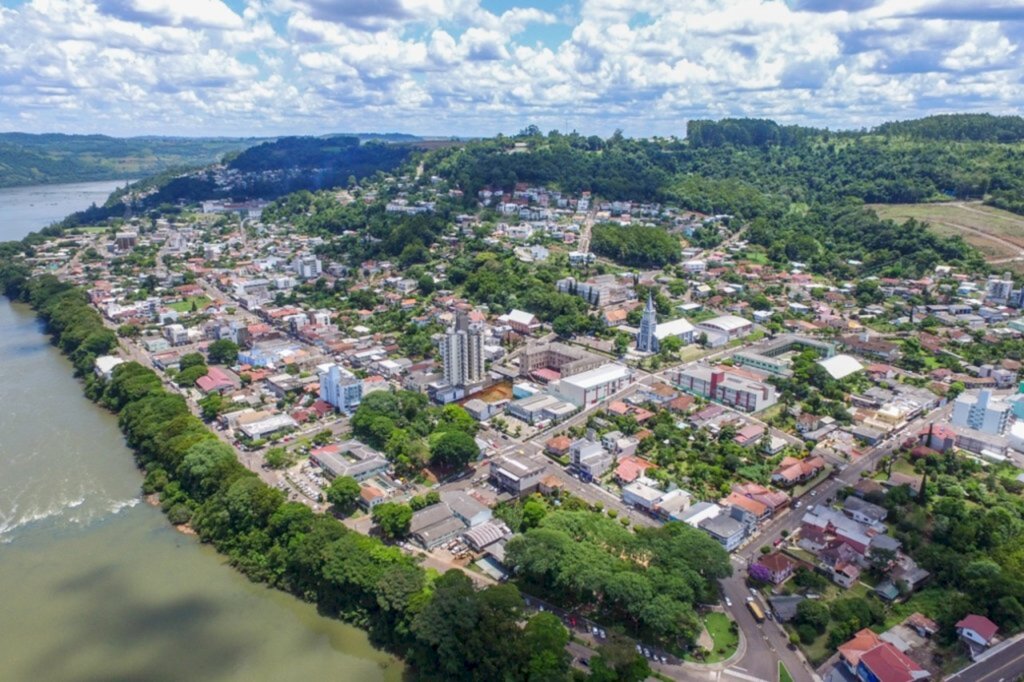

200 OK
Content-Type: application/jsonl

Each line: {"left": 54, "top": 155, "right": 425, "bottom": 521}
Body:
{"left": 176, "top": 364, "right": 208, "bottom": 387}
{"left": 264, "top": 446, "right": 293, "bottom": 469}
{"left": 312, "top": 429, "right": 333, "bottom": 446}
{"left": 198, "top": 393, "right": 224, "bottom": 421}
{"left": 430, "top": 430, "right": 480, "bottom": 469}
{"left": 372, "top": 502, "right": 413, "bottom": 540}
{"left": 523, "top": 612, "right": 570, "bottom": 681}
{"left": 326, "top": 476, "right": 361, "bottom": 513}
{"left": 179, "top": 352, "right": 206, "bottom": 370}
{"left": 521, "top": 499, "right": 549, "bottom": 530}
{"left": 437, "top": 404, "right": 478, "bottom": 435}
{"left": 796, "top": 599, "right": 830, "bottom": 631}
{"left": 207, "top": 339, "right": 239, "bottom": 365}
{"left": 659, "top": 335, "right": 683, "bottom": 357}
{"left": 589, "top": 633, "right": 651, "bottom": 682}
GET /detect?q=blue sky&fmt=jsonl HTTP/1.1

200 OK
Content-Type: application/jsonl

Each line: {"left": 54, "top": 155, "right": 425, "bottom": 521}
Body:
{"left": 0, "top": 0, "right": 1021, "bottom": 138}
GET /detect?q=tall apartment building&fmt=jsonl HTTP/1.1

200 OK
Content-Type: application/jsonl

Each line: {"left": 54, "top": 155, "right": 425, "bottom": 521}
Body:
{"left": 319, "top": 364, "right": 363, "bottom": 414}
{"left": 441, "top": 310, "right": 485, "bottom": 389}
{"left": 951, "top": 389, "right": 1012, "bottom": 435}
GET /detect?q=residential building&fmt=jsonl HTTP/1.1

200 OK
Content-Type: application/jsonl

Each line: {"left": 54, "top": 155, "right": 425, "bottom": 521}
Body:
{"left": 318, "top": 363, "right": 363, "bottom": 414}
{"left": 497, "top": 309, "right": 541, "bottom": 335}
{"left": 857, "top": 641, "right": 929, "bottom": 682}
{"left": 772, "top": 455, "right": 826, "bottom": 487}
{"left": 754, "top": 552, "right": 796, "bottom": 584}
{"left": 951, "top": 389, "right": 1013, "bottom": 435}
{"left": 956, "top": 614, "right": 999, "bottom": 660}
{"left": 440, "top": 310, "right": 485, "bottom": 389}
{"left": 94, "top": 355, "right": 125, "bottom": 381}
{"left": 569, "top": 439, "right": 613, "bottom": 482}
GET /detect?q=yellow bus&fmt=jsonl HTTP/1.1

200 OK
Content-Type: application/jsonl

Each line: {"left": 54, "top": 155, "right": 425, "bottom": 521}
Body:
{"left": 747, "top": 600, "right": 765, "bottom": 623}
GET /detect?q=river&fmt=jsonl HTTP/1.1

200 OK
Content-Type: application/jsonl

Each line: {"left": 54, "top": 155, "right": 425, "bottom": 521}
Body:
{"left": 0, "top": 182, "right": 402, "bottom": 681}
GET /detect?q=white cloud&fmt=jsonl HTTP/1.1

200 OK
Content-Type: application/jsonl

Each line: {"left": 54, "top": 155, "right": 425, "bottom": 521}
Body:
{"left": 0, "top": 0, "right": 1021, "bottom": 137}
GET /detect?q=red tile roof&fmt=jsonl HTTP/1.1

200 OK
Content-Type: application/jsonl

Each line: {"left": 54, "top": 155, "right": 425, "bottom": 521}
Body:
{"left": 838, "top": 628, "right": 882, "bottom": 667}
{"left": 957, "top": 614, "right": 998, "bottom": 642}
{"left": 615, "top": 456, "right": 654, "bottom": 483}
{"left": 858, "top": 641, "right": 925, "bottom": 682}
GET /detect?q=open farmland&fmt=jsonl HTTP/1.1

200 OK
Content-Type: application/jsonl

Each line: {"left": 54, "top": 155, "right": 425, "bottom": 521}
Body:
{"left": 869, "top": 201, "right": 1024, "bottom": 270}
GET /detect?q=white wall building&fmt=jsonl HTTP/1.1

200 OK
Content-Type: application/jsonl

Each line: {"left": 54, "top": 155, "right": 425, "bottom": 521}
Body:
{"left": 952, "top": 389, "right": 1013, "bottom": 435}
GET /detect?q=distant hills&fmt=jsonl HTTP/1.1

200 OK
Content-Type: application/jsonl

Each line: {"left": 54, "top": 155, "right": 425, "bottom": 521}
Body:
{"left": 0, "top": 132, "right": 438, "bottom": 189}
{"left": 0, "top": 133, "right": 273, "bottom": 189}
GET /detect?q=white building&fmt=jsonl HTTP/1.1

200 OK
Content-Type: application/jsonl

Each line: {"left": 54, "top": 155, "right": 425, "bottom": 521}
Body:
{"left": 952, "top": 389, "right": 1013, "bottom": 435}
{"left": 696, "top": 315, "right": 753, "bottom": 347}
{"left": 318, "top": 364, "right": 363, "bottom": 414}
{"left": 440, "top": 310, "right": 485, "bottom": 389}
{"left": 556, "top": 363, "right": 632, "bottom": 407}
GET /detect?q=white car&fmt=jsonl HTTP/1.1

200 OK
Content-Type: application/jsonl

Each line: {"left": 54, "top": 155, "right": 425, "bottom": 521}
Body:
{"left": 725, "top": 597, "right": 732, "bottom": 607}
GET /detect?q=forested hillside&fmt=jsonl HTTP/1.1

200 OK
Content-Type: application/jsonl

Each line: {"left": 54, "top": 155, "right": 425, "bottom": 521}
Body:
{"left": 0, "top": 133, "right": 267, "bottom": 188}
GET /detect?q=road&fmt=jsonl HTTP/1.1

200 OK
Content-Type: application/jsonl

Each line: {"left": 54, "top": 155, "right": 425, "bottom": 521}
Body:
{"left": 715, "top": 400, "right": 955, "bottom": 682}
{"left": 946, "top": 635, "right": 1024, "bottom": 682}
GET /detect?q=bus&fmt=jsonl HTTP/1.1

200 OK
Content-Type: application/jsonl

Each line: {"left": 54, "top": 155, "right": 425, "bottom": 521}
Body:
{"left": 747, "top": 600, "right": 766, "bottom": 623}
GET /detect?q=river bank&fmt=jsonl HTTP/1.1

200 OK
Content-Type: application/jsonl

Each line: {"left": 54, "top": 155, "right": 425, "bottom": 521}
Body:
{"left": 0, "top": 181, "right": 402, "bottom": 682}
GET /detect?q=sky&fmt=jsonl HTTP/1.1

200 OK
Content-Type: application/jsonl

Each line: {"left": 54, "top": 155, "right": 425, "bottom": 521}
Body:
{"left": 0, "top": 0, "right": 1022, "bottom": 138}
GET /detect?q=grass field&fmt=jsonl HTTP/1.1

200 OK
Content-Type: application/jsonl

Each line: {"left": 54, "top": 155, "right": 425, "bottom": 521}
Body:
{"left": 868, "top": 201, "right": 1024, "bottom": 268}
{"left": 779, "top": 661, "right": 795, "bottom": 682}
{"left": 169, "top": 295, "right": 211, "bottom": 313}
{"left": 685, "top": 612, "right": 739, "bottom": 663}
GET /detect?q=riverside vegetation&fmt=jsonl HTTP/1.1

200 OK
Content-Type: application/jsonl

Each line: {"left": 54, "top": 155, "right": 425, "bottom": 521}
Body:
{"left": 1, "top": 263, "right": 711, "bottom": 682}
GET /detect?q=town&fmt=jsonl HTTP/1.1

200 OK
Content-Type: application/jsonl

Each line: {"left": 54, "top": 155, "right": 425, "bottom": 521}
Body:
{"left": 18, "top": 156, "right": 1024, "bottom": 682}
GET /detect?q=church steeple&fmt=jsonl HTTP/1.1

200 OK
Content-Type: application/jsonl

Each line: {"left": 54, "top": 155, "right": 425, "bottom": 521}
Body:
{"left": 637, "top": 288, "right": 658, "bottom": 353}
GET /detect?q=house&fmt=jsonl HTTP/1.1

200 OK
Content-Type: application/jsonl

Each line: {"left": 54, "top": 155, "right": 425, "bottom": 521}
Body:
{"left": 733, "top": 423, "right": 766, "bottom": 447}
{"left": 731, "top": 482, "right": 789, "bottom": 515}
{"left": 195, "top": 366, "right": 235, "bottom": 394}
{"left": 544, "top": 435, "right": 572, "bottom": 457}
{"left": 667, "top": 394, "right": 695, "bottom": 414}
{"left": 857, "top": 641, "right": 929, "bottom": 682}
{"left": 94, "top": 355, "right": 125, "bottom": 381}
{"left": 769, "top": 595, "right": 805, "bottom": 623}
{"left": 838, "top": 628, "right": 883, "bottom": 674}
{"left": 498, "top": 309, "right": 541, "bottom": 335}
{"left": 905, "top": 613, "right": 938, "bottom": 639}
{"left": 771, "top": 455, "right": 825, "bottom": 487}
{"left": 956, "top": 614, "right": 999, "bottom": 659}
{"left": 754, "top": 552, "right": 796, "bottom": 584}
{"left": 844, "top": 496, "right": 888, "bottom": 525}
{"left": 359, "top": 484, "right": 387, "bottom": 510}
{"left": 615, "top": 455, "right": 655, "bottom": 484}
{"left": 721, "top": 492, "right": 769, "bottom": 521}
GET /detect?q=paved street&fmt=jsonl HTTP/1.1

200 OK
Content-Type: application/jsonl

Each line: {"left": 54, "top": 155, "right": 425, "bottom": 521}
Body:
{"left": 946, "top": 635, "right": 1024, "bottom": 682}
